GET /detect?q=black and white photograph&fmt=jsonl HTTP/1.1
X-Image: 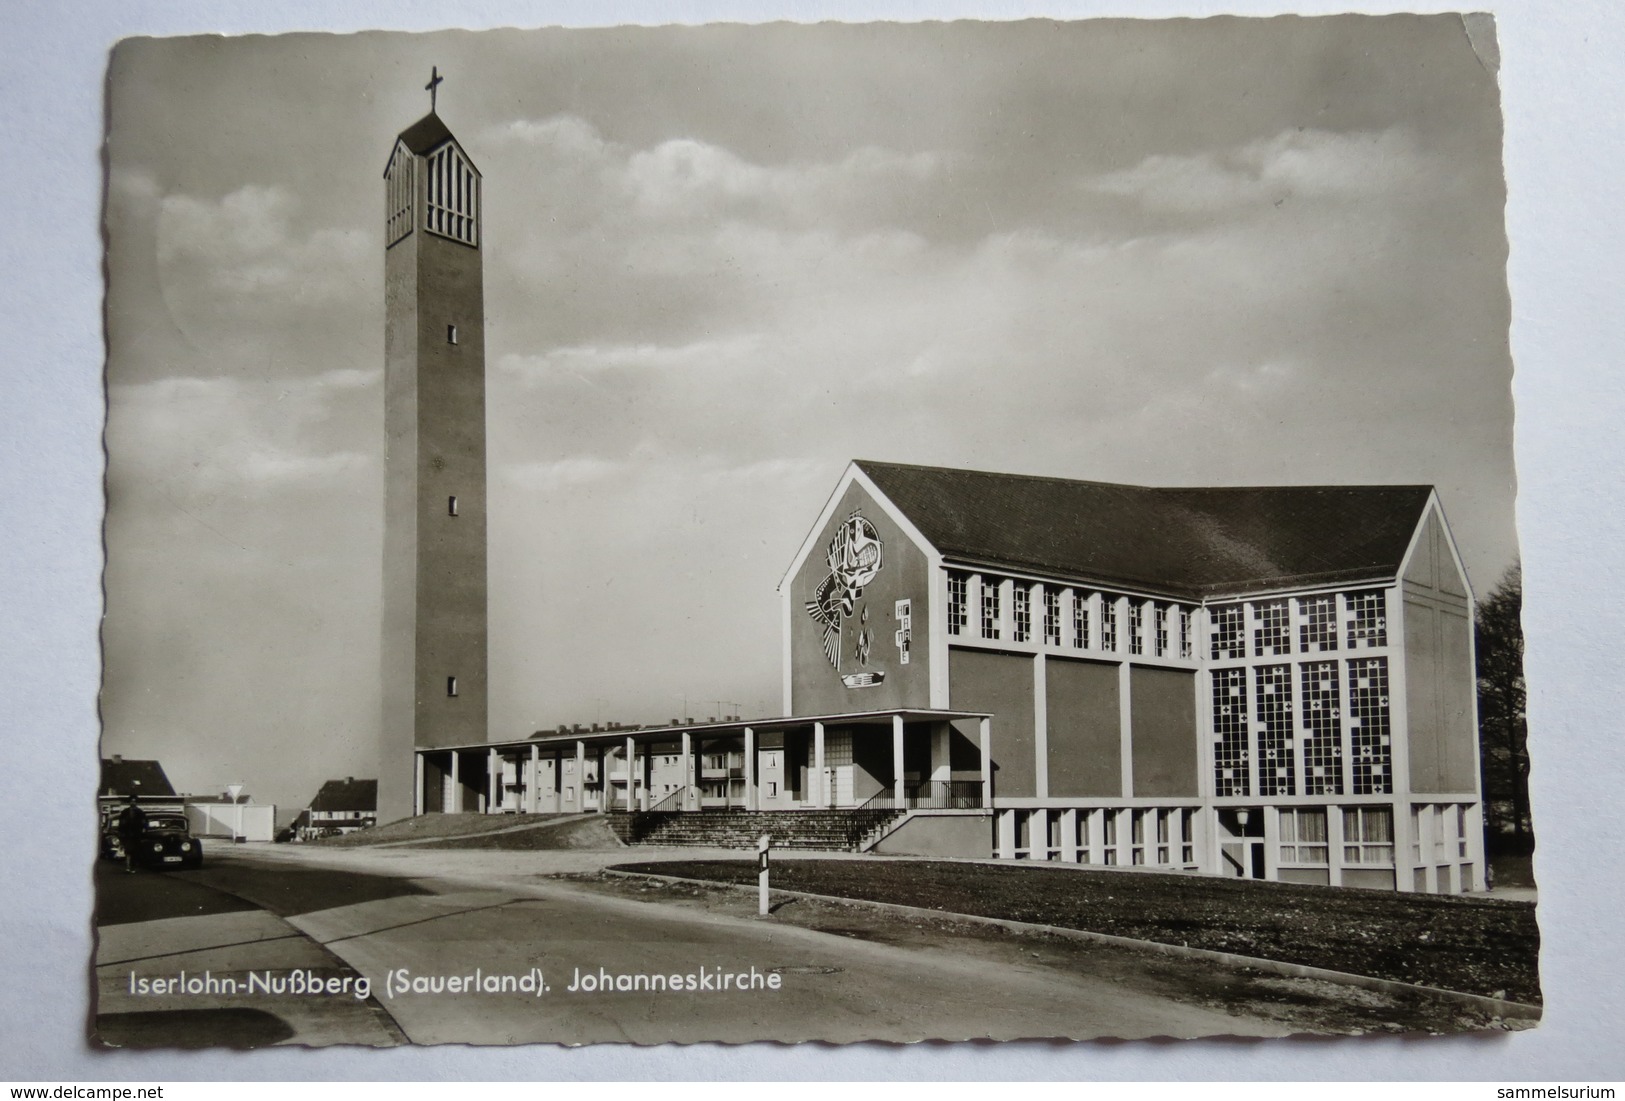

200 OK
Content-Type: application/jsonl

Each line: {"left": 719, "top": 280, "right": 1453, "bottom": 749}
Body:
{"left": 87, "top": 11, "right": 1541, "bottom": 1052}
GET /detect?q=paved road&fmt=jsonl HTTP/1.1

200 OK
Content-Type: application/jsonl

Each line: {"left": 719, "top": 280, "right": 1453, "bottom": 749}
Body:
{"left": 98, "top": 842, "right": 1295, "bottom": 1046}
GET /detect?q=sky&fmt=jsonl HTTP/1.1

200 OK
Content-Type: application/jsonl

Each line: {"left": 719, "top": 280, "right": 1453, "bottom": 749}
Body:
{"left": 99, "top": 17, "right": 1516, "bottom": 811}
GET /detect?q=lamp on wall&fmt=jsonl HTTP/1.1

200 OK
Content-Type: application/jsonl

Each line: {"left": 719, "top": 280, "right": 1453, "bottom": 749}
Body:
{"left": 1236, "top": 809, "right": 1251, "bottom": 829}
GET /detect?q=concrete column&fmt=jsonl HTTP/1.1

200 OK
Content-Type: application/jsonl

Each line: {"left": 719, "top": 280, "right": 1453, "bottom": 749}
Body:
{"left": 1085, "top": 808, "right": 1103, "bottom": 865}
{"left": 1445, "top": 806, "right": 1463, "bottom": 894}
{"left": 487, "top": 748, "right": 499, "bottom": 814}
{"left": 892, "top": 714, "right": 906, "bottom": 808}
{"left": 449, "top": 752, "right": 462, "bottom": 813}
{"left": 1166, "top": 808, "right": 1182, "bottom": 867}
{"left": 528, "top": 745, "right": 539, "bottom": 813}
{"left": 1033, "top": 653, "right": 1048, "bottom": 799}
{"left": 813, "top": 722, "right": 826, "bottom": 809}
{"left": 1119, "top": 660, "right": 1134, "bottom": 798}
{"left": 575, "top": 740, "right": 587, "bottom": 813}
{"left": 1262, "top": 805, "right": 1280, "bottom": 881}
{"left": 1328, "top": 804, "right": 1346, "bottom": 888}
{"left": 979, "top": 717, "right": 992, "bottom": 807}
{"left": 413, "top": 754, "right": 424, "bottom": 817}
{"left": 620, "top": 735, "right": 632, "bottom": 812}
{"left": 744, "top": 727, "right": 757, "bottom": 811}
{"left": 996, "top": 809, "right": 1016, "bottom": 859}
{"left": 680, "top": 732, "right": 694, "bottom": 811}
{"left": 1059, "top": 808, "right": 1079, "bottom": 863}
{"left": 1465, "top": 801, "right": 1487, "bottom": 892}
{"left": 930, "top": 722, "right": 951, "bottom": 785}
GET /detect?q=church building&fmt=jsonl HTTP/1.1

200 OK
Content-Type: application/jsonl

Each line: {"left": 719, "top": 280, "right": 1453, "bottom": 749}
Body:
{"left": 378, "top": 92, "right": 1484, "bottom": 894}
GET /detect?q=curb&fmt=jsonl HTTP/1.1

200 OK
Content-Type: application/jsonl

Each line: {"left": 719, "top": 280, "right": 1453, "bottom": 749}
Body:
{"left": 602, "top": 866, "right": 1543, "bottom": 1021}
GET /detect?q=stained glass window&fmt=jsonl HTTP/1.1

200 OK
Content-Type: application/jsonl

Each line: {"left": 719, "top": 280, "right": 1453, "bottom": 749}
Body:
{"left": 1348, "top": 656, "right": 1392, "bottom": 795}
{"left": 1072, "top": 592, "right": 1090, "bottom": 649}
{"left": 1210, "top": 603, "right": 1245, "bottom": 660}
{"left": 1128, "top": 603, "right": 1144, "bottom": 655}
{"left": 947, "top": 573, "right": 967, "bottom": 636}
{"left": 981, "top": 578, "right": 1001, "bottom": 640}
{"left": 1348, "top": 590, "right": 1388, "bottom": 649}
{"left": 1013, "top": 584, "right": 1032, "bottom": 643}
{"left": 1212, "top": 667, "right": 1250, "bottom": 797}
{"left": 1043, "top": 588, "right": 1062, "bottom": 646}
{"left": 1299, "top": 661, "right": 1343, "bottom": 796}
{"left": 1298, "top": 594, "right": 1337, "bottom": 653}
{"left": 1254, "top": 664, "right": 1295, "bottom": 797}
{"left": 1100, "top": 597, "right": 1118, "bottom": 652}
{"left": 1253, "top": 599, "right": 1290, "bottom": 657}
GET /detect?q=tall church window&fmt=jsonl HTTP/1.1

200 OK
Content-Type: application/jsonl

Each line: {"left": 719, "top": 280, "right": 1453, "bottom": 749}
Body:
{"left": 1154, "top": 605, "right": 1169, "bottom": 657}
{"left": 1178, "top": 607, "right": 1193, "bottom": 659}
{"left": 1299, "top": 661, "right": 1343, "bottom": 796}
{"left": 425, "top": 143, "right": 480, "bottom": 247}
{"left": 1072, "top": 593, "right": 1090, "bottom": 649}
{"left": 1128, "top": 603, "right": 1144, "bottom": 655}
{"left": 1347, "top": 590, "right": 1388, "bottom": 649}
{"left": 980, "top": 578, "right": 1001, "bottom": 640}
{"left": 947, "top": 573, "right": 968, "bottom": 636}
{"left": 1253, "top": 600, "right": 1290, "bottom": 657}
{"left": 1212, "top": 668, "right": 1250, "bottom": 797}
{"left": 1099, "top": 597, "right": 1118, "bottom": 652}
{"left": 1255, "top": 664, "right": 1295, "bottom": 796}
{"left": 1042, "top": 588, "right": 1062, "bottom": 646}
{"left": 1013, "top": 585, "right": 1032, "bottom": 643}
{"left": 1348, "top": 657, "right": 1392, "bottom": 795}
{"left": 1210, "top": 603, "right": 1245, "bottom": 660}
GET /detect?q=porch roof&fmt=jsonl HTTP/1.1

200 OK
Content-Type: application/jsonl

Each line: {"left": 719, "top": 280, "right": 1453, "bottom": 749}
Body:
{"left": 416, "top": 707, "right": 992, "bottom": 755}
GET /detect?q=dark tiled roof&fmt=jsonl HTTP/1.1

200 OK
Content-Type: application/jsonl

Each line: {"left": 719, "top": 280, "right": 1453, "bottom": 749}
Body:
{"left": 309, "top": 778, "right": 378, "bottom": 813}
{"left": 398, "top": 112, "right": 455, "bottom": 155}
{"left": 855, "top": 461, "right": 1431, "bottom": 599}
{"left": 99, "top": 759, "right": 176, "bottom": 798}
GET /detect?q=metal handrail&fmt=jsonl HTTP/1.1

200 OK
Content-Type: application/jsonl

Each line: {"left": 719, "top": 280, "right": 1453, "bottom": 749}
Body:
{"left": 643, "top": 786, "right": 686, "bottom": 815}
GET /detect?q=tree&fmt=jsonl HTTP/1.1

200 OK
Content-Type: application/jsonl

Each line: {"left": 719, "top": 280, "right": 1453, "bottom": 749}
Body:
{"left": 1476, "top": 565, "right": 1531, "bottom": 849}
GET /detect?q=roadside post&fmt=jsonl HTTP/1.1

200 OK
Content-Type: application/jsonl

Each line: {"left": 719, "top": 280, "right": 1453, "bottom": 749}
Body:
{"left": 758, "top": 833, "right": 771, "bottom": 916}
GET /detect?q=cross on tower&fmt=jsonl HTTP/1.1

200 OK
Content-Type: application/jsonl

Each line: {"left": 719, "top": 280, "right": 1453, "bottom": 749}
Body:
{"left": 425, "top": 66, "right": 444, "bottom": 112}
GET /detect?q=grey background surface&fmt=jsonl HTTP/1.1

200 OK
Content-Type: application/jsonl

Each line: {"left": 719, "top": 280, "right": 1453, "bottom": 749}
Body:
{"left": 3, "top": 0, "right": 1620, "bottom": 1082}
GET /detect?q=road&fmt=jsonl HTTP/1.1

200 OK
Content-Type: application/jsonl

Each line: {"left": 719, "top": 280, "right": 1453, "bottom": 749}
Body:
{"left": 97, "top": 841, "right": 1307, "bottom": 1046}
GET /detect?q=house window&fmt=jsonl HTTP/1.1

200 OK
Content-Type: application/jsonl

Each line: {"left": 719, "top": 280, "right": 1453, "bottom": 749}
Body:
{"left": 1043, "top": 588, "right": 1062, "bottom": 646}
{"left": 446, "top": 676, "right": 458, "bottom": 697}
{"left": 1347, "top": 657, "right": 1392, "bottom": 795}
{"left": 1013, "top": 585, "right": 1032, "bottom": 643}
{"left": 1154, "top": 605, "right": 1169, "bottom": 657}
{"left": 1099, "top": 597, "right": 1118, "bottom": 652}
{"left": 1212, "top": 667, "right": 1250, "bottom": 797}
{"left": 1210, "top": 603, "right": 1245, "bottom": 660}
{"left": 1342, "top": 806, "right": 1395, "bottom": 865}
{"left": 1255, "top": 664, "right": 1295, "bottom": 797}
{"left": 1072, "top": 593, "right": 1090, "bottom": 649}
{"left": 981, "top": 578, "right": 1002, "bottom": 640}
{"left": 1279, "top": 808, "right": 1329, "bottom": 865}
{"left": 947, "top": 572, "right": 968, "bottom": 636}
{"left": 1347, "top": 590, "right": 1388, "bottom": 648}
{"left": 1299, "top": 595, "right": 1338, "bottom": 652}
{"left": 1128, "top": 603, "right": 1144, "bottom": 655}
{"left": 1155, "top": 810, "right": 1171, "bottom": 864}
{"left": 448, "top": 495, "right": 458, "bottom": 516}
{"left": 1457, "top": 805, "right": 1470, "bottom": 857}
{"left": 447, "top": 324, "right": 459, "bottom": 345}
{"left": 1253, "top": 600, "right": 1290, "bottom": 657}
{"left": 1299, "top": 661, "right": 1343, "bottom": 796}
{"left": 1181, "top": 808, "right": 1196, "bottom": 864}
{"left": 766, "top": 781, "right": 778, "bottom": 798}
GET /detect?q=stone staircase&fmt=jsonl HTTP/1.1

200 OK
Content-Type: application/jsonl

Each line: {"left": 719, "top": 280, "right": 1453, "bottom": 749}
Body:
{"left": 606, "top": 808, "right": 903, "bottom": 852}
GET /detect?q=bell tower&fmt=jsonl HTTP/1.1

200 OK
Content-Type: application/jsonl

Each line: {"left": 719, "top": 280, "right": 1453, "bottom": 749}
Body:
{"left": 378, "top": 75, "right": 488, "bottom": 824}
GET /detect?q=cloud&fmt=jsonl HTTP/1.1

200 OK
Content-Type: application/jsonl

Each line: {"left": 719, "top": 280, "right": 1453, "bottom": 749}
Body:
{"left": 1089, "top": 127, "right": 1441, "bottom": 214}
{"left": 158, "top": 184, "right": 369, "bottom": 299}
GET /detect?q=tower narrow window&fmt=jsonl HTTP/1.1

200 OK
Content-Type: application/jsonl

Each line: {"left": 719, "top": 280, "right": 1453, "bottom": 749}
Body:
{"left": 447, "top": 324, "right": 458, "bottom": 345}
{"left": 448, "top": 495, "right": 459, "bottom": 517}
{"left": 447, "top": 676, "right": 458, "bottom": 697}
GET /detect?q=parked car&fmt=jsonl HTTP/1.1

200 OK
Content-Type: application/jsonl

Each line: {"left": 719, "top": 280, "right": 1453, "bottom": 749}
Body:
{"left": 100, "top": 807, "right": 203, "bottom": 869}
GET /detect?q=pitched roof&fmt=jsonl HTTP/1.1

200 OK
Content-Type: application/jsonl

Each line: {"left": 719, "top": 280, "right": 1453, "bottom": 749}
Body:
{"left": 855, "top": 460, "right": 1432, "bottom": 599}
{"left": 309, "top": 778, "right": 378, "bottom": 813}
{"left": 397, "top": 112, "right": 455, "bottom": 156}
{"left": 99, "top": 758, "right": 176, "bottom": 798}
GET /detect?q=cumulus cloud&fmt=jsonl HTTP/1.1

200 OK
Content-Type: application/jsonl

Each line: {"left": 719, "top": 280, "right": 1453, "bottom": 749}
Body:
{"left": 1089, "top": 127, "right": 1441, "bottom": 214}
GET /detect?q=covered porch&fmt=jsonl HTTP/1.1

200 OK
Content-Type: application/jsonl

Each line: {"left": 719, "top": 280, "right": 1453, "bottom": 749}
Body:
{"left": 413, "top": 708, "right": 993, "bottom": 816}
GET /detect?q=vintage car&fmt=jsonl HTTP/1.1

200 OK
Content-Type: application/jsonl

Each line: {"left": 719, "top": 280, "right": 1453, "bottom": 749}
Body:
{"left": 100, "top": 808, "right": 203, "bottom": 869}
